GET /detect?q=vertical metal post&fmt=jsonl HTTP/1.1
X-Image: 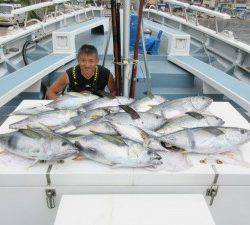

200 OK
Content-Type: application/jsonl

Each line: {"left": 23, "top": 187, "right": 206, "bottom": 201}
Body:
{"left": 123, "top": 0, "right": 131, "bottom": 97}
{"left": 102, "top": 18, "right": 112, "bottom": 67}
{"left": 129, "top": 0, "right": 145, "bottom": 98}
{"left": 141, "top": 20, "right": 152, "bottom": 96}
{"left": 215, "top": 18, "right": 219, "bottom": 33}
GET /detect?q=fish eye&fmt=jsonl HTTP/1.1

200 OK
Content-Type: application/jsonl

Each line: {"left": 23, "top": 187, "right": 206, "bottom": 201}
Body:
{"left": 62, "top": 141, "right": 68, "bottom": 146}
{"left": 240, "top": 129, "right": 246, "bottom": 134}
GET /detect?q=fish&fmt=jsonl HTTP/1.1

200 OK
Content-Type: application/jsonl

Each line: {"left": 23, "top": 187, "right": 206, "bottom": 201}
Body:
{"left": 106, "top": 122, "right": 166, "bottom": 151}
{"left": 11, "top": 105, "right": 54, "bottom": 115}
{"left": 130, "top": 95, "right": 166, "bottom": 112}
{"left": 104, "top": 112, "right": 166, "bottom": 130}
{"left": 11, "top": 93, "right": 99, "bottom": 115}
{"left": 71, "top": 133, "right": 162, "bottom": 168}
{"left": 161, "top": 127, "right": 250, "bottom": 154}
{"left": 65, "top": 119, "right": 117, "bottom": 136}
{"left": 0, "top": 129, "right": 79, "bottom": 161}
{"left": 149, "top": 96, "right": 213, "bottom": 119}
{"left": 78, "top": 96, "right": 135, "bottom": 111}
{"left": 55, "top": 108, "right": 110, "bottom": 134}
{"left": 9, "top": 110, "right": 79, "bottom": 130}
{"left": 45, "top": 93, "right": 99, "bottom": 110}
{"left": 157, "top": 112, "right": 225, "bottom": 135}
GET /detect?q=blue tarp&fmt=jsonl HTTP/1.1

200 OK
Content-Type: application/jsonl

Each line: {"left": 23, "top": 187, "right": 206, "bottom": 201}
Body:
{"left": 129, "top": 14, "right": 162, "bottom": 55}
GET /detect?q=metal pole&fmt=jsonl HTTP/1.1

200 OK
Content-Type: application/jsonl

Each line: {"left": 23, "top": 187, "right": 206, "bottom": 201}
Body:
{"left": 129, "top": 0, "right": 145, "bottom": 98}
{"left": 123, "top": 0, "right": 131, "bottom": 97}
{"left": 102, "top": 18, "right": 112, "bottom": 67}
{"left": 141, "top": 19, "right": 152, "bottom": 96}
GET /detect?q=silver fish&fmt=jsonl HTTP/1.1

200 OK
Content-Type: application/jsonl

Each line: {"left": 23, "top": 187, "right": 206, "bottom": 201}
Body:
{"left": 130, "top": 95, "right": 166, "bottom": 112}
{"left": 79, "top": 96, "right": 135, "bottom": 111}
{"left": 149, "top": 96, "right": 213, "bottom": 119}
{"left": 71, "top": 133, "right": 162, "bottom": 168}
{"left": 157, "top": 112, "right": 225, "bottom": 135}
{"left": 9, "top": 110, "right": 79, "bottom": 130}
{"left": 0, "top": 129, "right": 78, "bottom": 161}
{"left": 55, "top": 109, "right": 110, "bottom": 134}
{"left": 66, "top": 119, "right": 117, "bottom": 136}
{"left": 104, "top": 112, "right": 166, "bottom": 130}
{"left": 161, "top": 127, "right": 250, "bottom": 154}
{"left": 11, "top": 105, "right": 54, "bottom": 115}
{"left": 107, "top": 122, "right": 166, "bottom": 151}
{"left": 46, "top": 93, "right": 99, "bottom": 110}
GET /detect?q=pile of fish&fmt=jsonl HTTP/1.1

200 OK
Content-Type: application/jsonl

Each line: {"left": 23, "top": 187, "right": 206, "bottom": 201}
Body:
{"left": 0, "top": 92, "right": 249, "bottom": 170}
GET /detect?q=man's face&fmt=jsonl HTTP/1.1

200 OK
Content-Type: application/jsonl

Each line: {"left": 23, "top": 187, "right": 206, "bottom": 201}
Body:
{"left": 78, "top": 53, "right": 99, "bottom": 74}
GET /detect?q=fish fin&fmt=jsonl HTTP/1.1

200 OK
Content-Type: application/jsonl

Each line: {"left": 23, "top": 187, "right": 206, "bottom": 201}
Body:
{"left": 72, "top": 155, "right": 84, "bottom": 161}
{"left": 90, "top": 115, "right": 101, "bottom": 120}
{"left": 102, "top": 121, "right": 122, "bottom": 136}
{"left": 111, "top": 163, "right": 123, "bottom": 168}
{"left": 119, "top": 105, "right": 140, "bottom": 120}
{"left": 185, "top": 112, "right": 204, "bottom": 120}
{"left": 90, "top": 130, "right": 128, "bottom": 146}
{"left": 38, "top": 123, "right": 55, "bottom": 133}
{"left": 203, "top": 127, "right": 224, "bottom": 136}
{"left": 28, "top": 160, "right": 39, "bottom": 168}
{"left": 94, "top": 90, "right": 115, "bottom": 99}
{"left": 19, "top": 128, "right": 46, "bottom": 139}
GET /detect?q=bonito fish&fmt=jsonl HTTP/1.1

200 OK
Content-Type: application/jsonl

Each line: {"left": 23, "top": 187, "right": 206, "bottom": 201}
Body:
{"left": 0, "top": 129, "right": 78, "bottom": 161}
{"left": 65, "top": 119, "right": 117, "bottom": 136}
{"left": 107, "top": 122, "right": 166, "bottom": 151}
{"left": 9, "top": 110, "right": 79, "bottom": 130}
{"left": 79, "top": 96, "right": 135, "bottom": 111}
{"left": 161, "top": 127, "right": 250, "bottom": 154}
{"left": 11, "top": 105, "right": 54, "bottom": 116}
{"left": 46, "top": 93, "right": 99, "bottom": 110}
{"left": 104, "top": 112, "right": 166, "bottom": 130}
{"left": 149, "top": 96, "right": 213, "bottom": 119}
{"left": 71, "top": 133, "right": 162, "bottom": 168}
{"left": 157, "top": 112, "right": 225, "bottom": 135}
{"left": 55, "top": 108, "right": 110, "bottom": 134}
{"left": 12, "top": 92, "right": 99, "bottom": 115}
{"left": 130, "top": 95, "right": 166, "bottom": 112}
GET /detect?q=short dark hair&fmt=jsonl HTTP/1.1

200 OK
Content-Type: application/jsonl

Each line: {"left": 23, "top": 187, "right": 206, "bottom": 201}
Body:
{"left": 77, "top": 44, "right": 98, "bottom": 58}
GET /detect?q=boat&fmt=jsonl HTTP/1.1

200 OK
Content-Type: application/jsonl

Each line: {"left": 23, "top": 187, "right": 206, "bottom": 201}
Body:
{"left": 0, "top": 0, "right": 249, "bottom": 225}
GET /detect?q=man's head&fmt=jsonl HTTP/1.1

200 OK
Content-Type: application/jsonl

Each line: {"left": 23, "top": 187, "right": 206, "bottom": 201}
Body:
{"left": 77, "top": 45, "right": 99, "bottom": 75}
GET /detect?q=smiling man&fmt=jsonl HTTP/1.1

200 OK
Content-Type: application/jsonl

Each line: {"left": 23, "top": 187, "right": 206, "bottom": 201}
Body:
{"left": 46, "top": 44, "right": 116, "bottom": 99}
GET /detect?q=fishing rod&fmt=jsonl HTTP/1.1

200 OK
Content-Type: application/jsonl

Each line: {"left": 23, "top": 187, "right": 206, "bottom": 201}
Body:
{"left": 111, "top": 0, "right": 120, "bottom": 96}
{"left": 116, "top": 2, "right": 122, "bottom": 95}
{"left": 129, "top": 0, "right": 145, "bottom": 98}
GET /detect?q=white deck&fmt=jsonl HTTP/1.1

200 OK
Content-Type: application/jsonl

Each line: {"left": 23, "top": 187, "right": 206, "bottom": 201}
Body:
{"left": 54, "top": 194, "right": 216, "bottom": 225}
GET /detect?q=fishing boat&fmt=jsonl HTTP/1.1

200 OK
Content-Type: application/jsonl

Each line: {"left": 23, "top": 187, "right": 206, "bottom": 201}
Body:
{"left": 0, "top": 0, "right": 249, "bottom": 225}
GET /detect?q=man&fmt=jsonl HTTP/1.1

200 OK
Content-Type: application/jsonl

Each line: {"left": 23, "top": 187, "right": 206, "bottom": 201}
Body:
{"left": 46, "top": 44, "right": 116, "bottom": 99}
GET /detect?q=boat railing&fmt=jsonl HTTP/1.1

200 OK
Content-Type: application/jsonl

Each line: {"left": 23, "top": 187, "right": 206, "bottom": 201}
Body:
{"left": 152, "top": 0, "right": 231, "bottom": 33}
{"left": 8, "top": 0, "right": 90, "bottom": 29}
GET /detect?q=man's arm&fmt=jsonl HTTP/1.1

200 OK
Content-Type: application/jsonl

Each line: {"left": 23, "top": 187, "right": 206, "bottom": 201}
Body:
{"left": 46, "top": 73, "right": 69, "bottom": 100}
{"left": 107, "top": 73, "right": 117, "bottom": 96}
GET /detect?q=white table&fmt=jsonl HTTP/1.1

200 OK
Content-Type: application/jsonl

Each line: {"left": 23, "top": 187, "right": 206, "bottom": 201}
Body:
{"left": 54, "top": 194, "right": 216, "bottom": 225}
{"left": 0, "top": 100, "right": 249, "bottom": 225}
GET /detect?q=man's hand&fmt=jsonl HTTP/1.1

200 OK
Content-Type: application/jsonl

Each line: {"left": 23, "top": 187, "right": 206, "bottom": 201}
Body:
{"left": 107, "top": 73, "right": 117, "bottom": 96}
{"left": 46, "top": 73, "right": 69, "bottom": 100}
